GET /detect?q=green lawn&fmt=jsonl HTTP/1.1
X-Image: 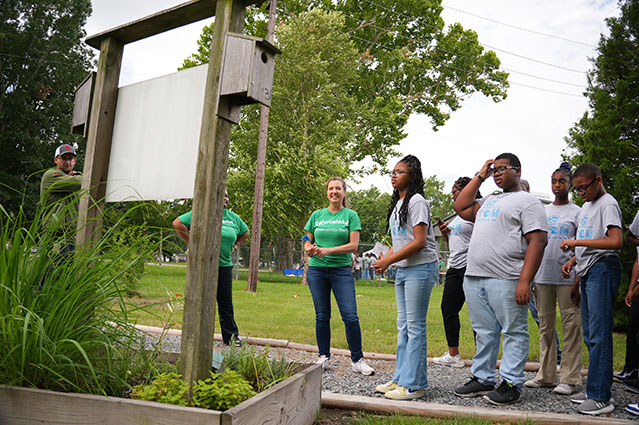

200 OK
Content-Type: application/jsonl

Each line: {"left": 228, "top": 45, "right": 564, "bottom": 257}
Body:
{"left": 130, "top": 265, "right": 626, "bottom": 370}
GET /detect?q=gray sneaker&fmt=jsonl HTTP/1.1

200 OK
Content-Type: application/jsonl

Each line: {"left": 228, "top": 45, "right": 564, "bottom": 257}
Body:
{"left": 570, "top": 392, "right": 587, "bottom": 403}
{"left": 577, "top": 398, "right": 614, "bottom": 415}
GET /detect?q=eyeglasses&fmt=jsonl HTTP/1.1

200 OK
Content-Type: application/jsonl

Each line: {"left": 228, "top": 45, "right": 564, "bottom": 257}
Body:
{"left": 491, "top": 166, "right": 519, "bottom": 175}
{"left": 389, "top": 170, "right": 408, "bottom": 177}
{"left": 57, "top": 156, "right": 76, "bottom": 162}
{"left": 573, "top": 177, "right": 596, "bottom": 194}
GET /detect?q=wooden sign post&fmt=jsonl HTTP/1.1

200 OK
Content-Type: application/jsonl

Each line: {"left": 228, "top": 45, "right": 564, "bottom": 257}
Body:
{"left": 180, "top": 0, "right": 247, "bottom": 384}
{"left": 80, "top": 0, "right": 273, "bottom": 384}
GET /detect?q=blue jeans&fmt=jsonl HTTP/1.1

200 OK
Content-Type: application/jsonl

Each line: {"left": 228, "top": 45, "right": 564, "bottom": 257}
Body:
{"left": 307, "top": 266, "right": 363, "bottom": 362}
{"left": 392, "top": 261, "right": 438, "bottom": 390}
{"left": 464, "top": 276, "right": 529, "bottom": 387}
{"left": 581, "top": 255, "right": 621, "bottom": 402}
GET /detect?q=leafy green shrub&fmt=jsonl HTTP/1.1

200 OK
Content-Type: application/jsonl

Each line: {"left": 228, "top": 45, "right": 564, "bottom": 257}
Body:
{"left": 192, "top": 369, "right": 256, "bottom": 410}
{"left": 131, "top": 372, "right": 188, "bottom": 406}
{"left": 108, "top": 225, "right": 153, "bottom": 295}
{"left": 0, "top": 197, "right": 155, "bottom": 395}
{"left": 131, "top": 370, "right": 255, "bottom": 411}
{"left": 221, "top": 342, "right": 296, "bottom": 392}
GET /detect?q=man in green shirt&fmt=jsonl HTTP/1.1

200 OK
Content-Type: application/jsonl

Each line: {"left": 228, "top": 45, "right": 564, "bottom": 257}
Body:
{"left": 39, "top": 144, "right": 82, "bottom": 257}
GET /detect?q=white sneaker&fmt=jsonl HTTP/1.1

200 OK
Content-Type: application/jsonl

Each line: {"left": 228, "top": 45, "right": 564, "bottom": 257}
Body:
{"left": 351, "top": 358, "right": 375, "bottom": 375}
{"left": 384, "top": 386, "right": 424, "bottom": 400}
{"left": 524, "top": 378, "right": 555, "bottom": 388}
{"left": 433, "top": 351, "right": 465, "bottom": 368}
{"left": 316, "top": 355, "right": 329, "bottom": 370}
{"left": 375, "top": 380, "right": 398, "bottom": 394}
{"left": 554, "top": 383, "right": 577, "bottom": 395}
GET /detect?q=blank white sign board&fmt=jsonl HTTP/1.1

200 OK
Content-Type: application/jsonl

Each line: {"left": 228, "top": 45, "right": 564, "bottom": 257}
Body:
{"left": 105, "top": 64, "right": 208, "bottom": 202}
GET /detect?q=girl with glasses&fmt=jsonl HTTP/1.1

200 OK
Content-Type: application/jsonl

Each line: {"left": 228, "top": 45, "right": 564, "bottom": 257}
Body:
{"left": 373, "top": 155, "right": 439, "bottom": 400}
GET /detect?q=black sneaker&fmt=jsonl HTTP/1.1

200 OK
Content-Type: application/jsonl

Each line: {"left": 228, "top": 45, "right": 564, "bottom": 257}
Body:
{"left": 614, "top": 369, "right": 637, "bottom": 382}
{"left": 483, "top": 380, "right": 521, "bottom": 405}
{"left": 453, "top": 376, "right": 495, "bottom": 398}
{"left": 625, "top": 378, "right": 639, "bottom": 394}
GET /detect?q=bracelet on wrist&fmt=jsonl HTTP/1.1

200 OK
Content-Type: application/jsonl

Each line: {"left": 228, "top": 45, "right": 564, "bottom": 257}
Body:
{"left": 475, "top": 172, "right": 486, "bottom": 183}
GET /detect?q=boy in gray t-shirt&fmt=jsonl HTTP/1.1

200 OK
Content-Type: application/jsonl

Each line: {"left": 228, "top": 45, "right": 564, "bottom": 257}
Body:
{"left": 560, "top": 163, "right": 622, "bottom": 416}
{"left": 452, "top": 153, "right": 548, "bottom": 406}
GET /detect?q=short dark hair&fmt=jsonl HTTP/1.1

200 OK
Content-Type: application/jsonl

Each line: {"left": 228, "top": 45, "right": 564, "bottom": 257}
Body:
{"left": 573, "top": 163, "right": 602, "bottom": 180}
{"left": 454, "top": 176, "right": 482, "bottom": 199}
{"left": 495, "top": 152, "right": 521, "bottom": 168}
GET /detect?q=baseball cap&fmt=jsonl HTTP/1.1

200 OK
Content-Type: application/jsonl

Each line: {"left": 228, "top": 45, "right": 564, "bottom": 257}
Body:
{"left": 55, "top": 144, "right": 76, "bottom": 157}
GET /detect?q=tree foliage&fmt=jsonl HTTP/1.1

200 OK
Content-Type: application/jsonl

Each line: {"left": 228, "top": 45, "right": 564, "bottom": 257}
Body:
{"left": 180, "top": 1, "right": 508, "bottom": 242}
{"left": 0, "top": 0, "right": 93, "bottom": 217}
{"left": 564, "top": 0, "right": 639, "bottom": 329}
{"left": 348, "top": 186, "right": 392, "bottom": 243}
{"left": 423, "top": 175, "right": 454, "bottom": 219}
{"left": 228, "top": 10, "right": 368, "bottom": 239}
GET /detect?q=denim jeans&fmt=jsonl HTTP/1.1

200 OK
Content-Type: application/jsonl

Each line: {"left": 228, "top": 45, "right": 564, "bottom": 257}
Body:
{"left": 307, "top": 266, "right": 363, "bottom": 362}
{"left": 392, "top": 261, "right": 438, "bottom": 390}
{"left": 464, "top": 276, "right": 529, "bottom": 387}
{"left": 581, "top": 255, "right": 621, "bottom": 402}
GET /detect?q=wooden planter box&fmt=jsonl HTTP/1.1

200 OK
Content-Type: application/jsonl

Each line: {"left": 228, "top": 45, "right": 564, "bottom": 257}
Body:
{"left": 0, "top": 363, "right": 322, "bottom": 425}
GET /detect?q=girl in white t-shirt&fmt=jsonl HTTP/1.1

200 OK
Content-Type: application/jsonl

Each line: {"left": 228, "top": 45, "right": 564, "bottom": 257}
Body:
{"left": 524, "top": 163, "right": 582, "bottom": 395}
{"left": 373, "top": 155, "right": 438, "bottom": 400}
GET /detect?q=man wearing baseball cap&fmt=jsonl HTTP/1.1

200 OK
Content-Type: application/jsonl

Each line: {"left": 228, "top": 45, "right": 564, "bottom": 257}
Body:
{"left": 40, "top": 144, "right": 82, "bottom": 252}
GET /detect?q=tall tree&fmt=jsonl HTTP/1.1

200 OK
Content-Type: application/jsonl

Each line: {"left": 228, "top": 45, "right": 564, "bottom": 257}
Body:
{"left": 564, "top": 0, "right": 639, "bottom": 329}
{"left": 228, "top": 10, "right": 362, "bottom": 243}
{"left": 423, "top": 175, "right": 454, "bottom": 219}
{"left": 348, "top": 186, "right": 391, "bottom": 243}
{"left": 181, "top": 2, "right": 508, "bottom": 253}
{"left": 0, "top": 0, "right": 93, "bottom": 217}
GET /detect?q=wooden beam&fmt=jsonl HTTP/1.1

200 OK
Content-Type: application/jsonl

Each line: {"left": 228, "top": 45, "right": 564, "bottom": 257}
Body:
{"left": 76, "top": 36, "right": 123, "bottom": 247}
{"left": 179, "top": 0, "right": 247, "bottom": 384}
{"left": 85, "top": 0, "right": 265, "bottom": 49}
{"left": 247, "top": 0, "right": 277, "bottom": 292}
{"left": 321, "top": 393, "right": 633, "bottom": 425}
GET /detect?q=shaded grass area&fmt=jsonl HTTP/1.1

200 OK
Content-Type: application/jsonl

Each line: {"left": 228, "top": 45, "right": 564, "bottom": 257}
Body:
{"left": 130, "top": 265, "right": 626, "bottom": 369}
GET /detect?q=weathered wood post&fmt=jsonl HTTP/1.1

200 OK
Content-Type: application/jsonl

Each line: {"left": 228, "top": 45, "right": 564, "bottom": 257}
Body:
{"left": 247, "top": 0, "right": 277, "bottom": 292}
{"left": 179, "top": 0, "right": 247, "bottom": 384}
{"left": 76, "top": 37, "right": 123, "bottom": 247}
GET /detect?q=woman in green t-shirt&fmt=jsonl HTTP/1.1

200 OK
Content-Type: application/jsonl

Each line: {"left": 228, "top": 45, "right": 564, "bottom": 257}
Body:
{"left": 304, "top": 177, "right": 375, "bottom": 376}
{"left": 172, "top": 191, "right": 249, "bottom": 345}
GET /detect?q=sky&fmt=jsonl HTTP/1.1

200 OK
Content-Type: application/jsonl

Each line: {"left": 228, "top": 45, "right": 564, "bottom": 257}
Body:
{"left": 85, "top": 0, "right": 620, "bottom": 200}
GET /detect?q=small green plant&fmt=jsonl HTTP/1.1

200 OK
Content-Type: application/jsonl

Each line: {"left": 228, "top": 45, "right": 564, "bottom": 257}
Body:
{"left": 221, "top": 341, "right": 296, "bottom": 392}
{"left": 192, "top": 369, "right": 256, "bottom": 410}
{"left": 131, "top": 372, "right": 188, "bottom": 406}
{"left": 131, "top": 370, "right": 256, "bottom": 411}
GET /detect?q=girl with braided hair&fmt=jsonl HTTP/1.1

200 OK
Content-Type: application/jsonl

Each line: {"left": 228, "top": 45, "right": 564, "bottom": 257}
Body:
{"left": 524, "top": 163, "right": 582, "bottom": 396}
{"left": 433, "top": 177, "right": 480, "bottom": 368}
{"left": 373, "top": 155, "right": 438, "bottom": 400}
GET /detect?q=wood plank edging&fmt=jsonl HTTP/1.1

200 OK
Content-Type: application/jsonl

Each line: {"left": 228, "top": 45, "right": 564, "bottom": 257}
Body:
{"left": 320, "top": 392, "right": 635, "bottom": 425}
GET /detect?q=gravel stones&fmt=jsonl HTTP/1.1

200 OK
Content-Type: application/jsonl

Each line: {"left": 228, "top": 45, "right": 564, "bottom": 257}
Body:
{"left": 146, "top": 332, "right": 637, "bottom": 420}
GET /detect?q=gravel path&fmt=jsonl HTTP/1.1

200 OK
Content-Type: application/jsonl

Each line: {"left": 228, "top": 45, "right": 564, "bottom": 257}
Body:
{"left": 147, "top": 332, "right": 637, "bottom": 421}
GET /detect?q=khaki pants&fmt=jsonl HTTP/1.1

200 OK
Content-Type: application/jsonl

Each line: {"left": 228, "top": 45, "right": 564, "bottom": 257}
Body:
{"left": 534, "top": 284, "right": 583, "bottom": 385}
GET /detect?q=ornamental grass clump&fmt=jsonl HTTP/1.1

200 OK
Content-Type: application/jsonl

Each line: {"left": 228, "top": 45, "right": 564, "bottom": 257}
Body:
{"left": 0, "top": 198, "right": 155, "bottom": 396}
{"left": 221, "top": 341, "right": 297, "bottom": 392}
